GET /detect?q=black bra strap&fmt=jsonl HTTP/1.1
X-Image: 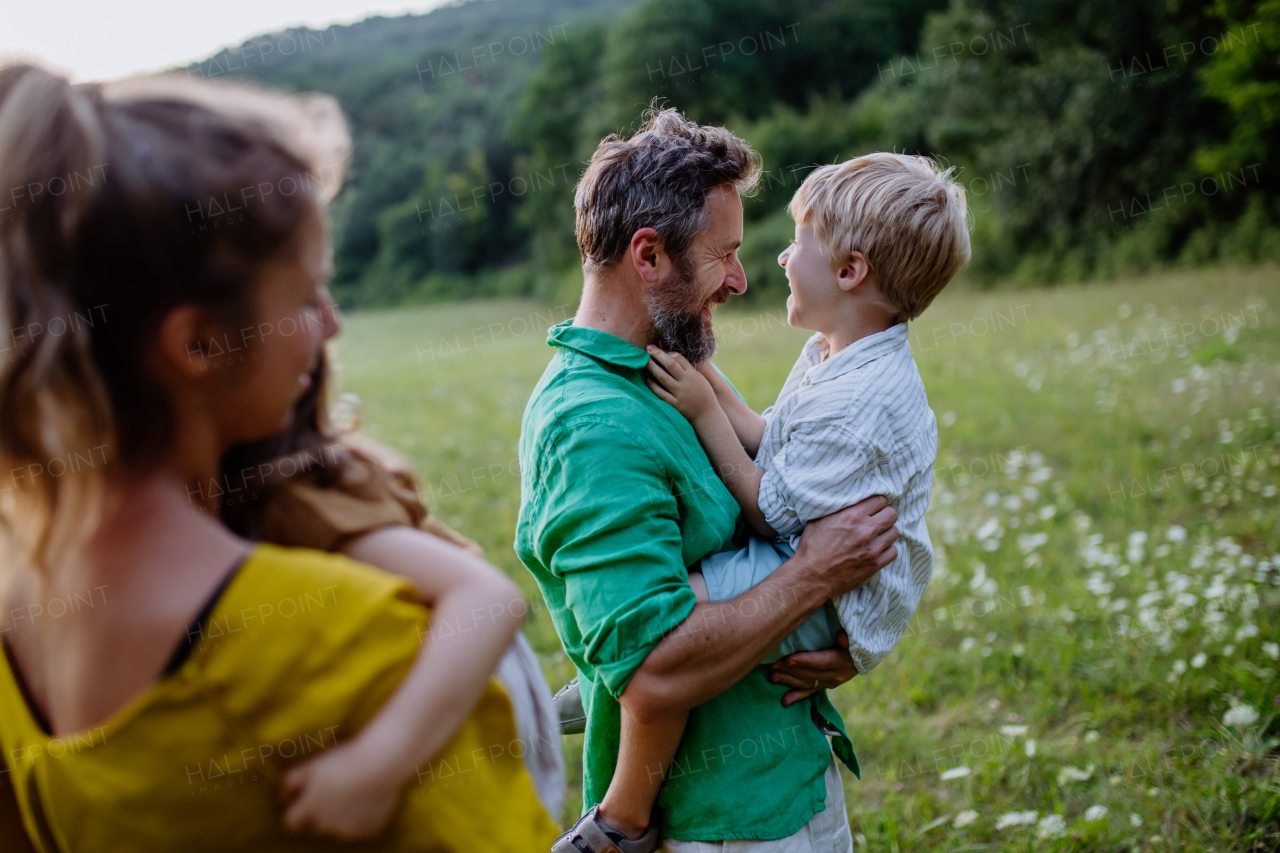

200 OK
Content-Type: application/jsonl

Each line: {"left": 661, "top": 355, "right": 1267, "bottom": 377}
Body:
{"left": 162, "top": 553, "right": 250, "bottom": 677}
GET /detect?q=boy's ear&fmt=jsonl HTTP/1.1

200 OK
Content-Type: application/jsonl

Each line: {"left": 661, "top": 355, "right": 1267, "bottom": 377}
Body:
{"left": 836, "top": 251, "right": 873, "bottom": 292}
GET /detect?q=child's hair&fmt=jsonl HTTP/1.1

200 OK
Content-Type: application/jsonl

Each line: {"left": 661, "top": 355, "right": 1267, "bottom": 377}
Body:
{"left": 787, "top": 153, "right": 970, "bottom": 320}
{"left": 0, "top": 63, "right": 349, "bottom": 570}
{"left": 218, "top": 352, "right": 429, "bottom": 545}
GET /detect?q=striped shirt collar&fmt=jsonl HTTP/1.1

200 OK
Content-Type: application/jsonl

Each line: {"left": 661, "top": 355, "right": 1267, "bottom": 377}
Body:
{"left": 801, "top": 322, "right": 909, "bottom": 384}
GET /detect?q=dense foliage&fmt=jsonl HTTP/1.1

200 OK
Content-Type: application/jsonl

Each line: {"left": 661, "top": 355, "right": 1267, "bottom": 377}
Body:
{"left": 202, "top": 0, "right": 1280, "bottom": 306}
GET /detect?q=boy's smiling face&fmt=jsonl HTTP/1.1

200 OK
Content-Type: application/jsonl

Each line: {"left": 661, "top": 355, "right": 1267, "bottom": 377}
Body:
{"left": 777, "top": 221, "right": 841, "bottom": 333}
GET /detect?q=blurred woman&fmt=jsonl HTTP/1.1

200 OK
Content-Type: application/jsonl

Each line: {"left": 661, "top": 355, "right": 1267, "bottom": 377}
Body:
{"left": 0, "top": 64, "right": 559, "bottom": 851}
{"left": 218, "top": 351, "right": 565, "bottom": 835}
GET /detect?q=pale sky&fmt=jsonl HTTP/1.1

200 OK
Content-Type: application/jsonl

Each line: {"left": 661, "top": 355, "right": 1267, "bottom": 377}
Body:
{"left": 1, "top": 0, "right": 456, "bottom": 81}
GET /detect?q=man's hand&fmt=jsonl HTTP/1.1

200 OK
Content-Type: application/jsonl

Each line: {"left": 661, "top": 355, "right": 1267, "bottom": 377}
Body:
{"left": 645, "top": 347, "right": 720, "bottom": 423}
{"left": 769, "top": 631, "right": 857, "bottom": 706}
{"left": 793, "top": 495, "right": 899, "bottom": 599}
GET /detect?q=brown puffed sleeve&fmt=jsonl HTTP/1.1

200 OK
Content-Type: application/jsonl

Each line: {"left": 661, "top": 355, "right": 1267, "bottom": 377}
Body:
{"left": 255, "top": 432, "right": 484, "bottom": 556}
{"left": 256, "top": 479, "right": 415, "bottom": 552}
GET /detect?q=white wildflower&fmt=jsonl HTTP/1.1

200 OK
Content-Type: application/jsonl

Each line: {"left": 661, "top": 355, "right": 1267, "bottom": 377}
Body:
{"left": 1085, "top": 805, "right": 1108, "bottom": 822}
{"left": 995, "top": 811, "right": 1038, "bottom": 829}
{"left": 1130, "top": 813, "right": 1143, "bottom": 827}
{"left": 1036, "top": 814, "right": 1067, "bottom": 839}
{"left": 1263, "top": 642, "right": 1280, "bottom": 660}
{"left": 1084, "top": 730, "right": 1100, "bottom": 743}
{"left": 1001, "top": 725, "right": 1029, "bottom": 737}
{"left": 1166, "top": 525, "right": 1187, "bottom": 542}
{"left": 1025, "top": 739, "right": 1037, "bottom": 757}
{"left": 1057, "top": 765, "right": 1094, "bottom": 785}
{"left": 940, "top": 766, "right": 971, "bottom": 780}
{"left": 1190, "top": 652, "right": 1207, "bottom": 668}
{"left": 1224, "top": 704, "right": 1259, "bottom": 727}
{"left": 953, "top": 810, "right": 978, "bottom": 828}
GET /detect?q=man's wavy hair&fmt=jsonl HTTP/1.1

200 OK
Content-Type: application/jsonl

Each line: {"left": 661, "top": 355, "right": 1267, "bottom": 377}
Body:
{"left": 574, "top": 105, "right": 761, "bottom": 272}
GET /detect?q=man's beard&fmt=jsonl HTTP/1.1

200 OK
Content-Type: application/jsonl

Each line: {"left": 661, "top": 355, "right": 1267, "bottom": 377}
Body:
{"left": 647, "top": 255, "right": 721, "bottom": 365}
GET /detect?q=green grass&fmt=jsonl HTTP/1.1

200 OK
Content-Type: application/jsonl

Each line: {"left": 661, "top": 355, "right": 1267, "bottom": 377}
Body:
{"left": 334, "top": 265, "right": 1280, "bottom": 851}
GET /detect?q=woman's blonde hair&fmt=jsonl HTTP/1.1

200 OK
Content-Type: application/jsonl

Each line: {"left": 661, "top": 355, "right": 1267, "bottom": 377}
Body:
{"left": 0, "top": 63, "right": 349, "bottom": 571}
{"left": 788, "top": 153, "right": 971, "bottom": 320}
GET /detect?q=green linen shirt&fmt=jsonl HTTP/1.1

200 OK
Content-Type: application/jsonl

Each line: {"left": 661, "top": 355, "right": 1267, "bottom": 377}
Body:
{"left": 515, "top": 319, "right": 858, "bottom": 841}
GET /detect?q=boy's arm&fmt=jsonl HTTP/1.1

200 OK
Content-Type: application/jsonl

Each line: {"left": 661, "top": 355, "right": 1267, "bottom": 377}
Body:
{"left": 646, "top": 349, "right": 775, "bottom": 538}
{"left": 687, "top": 402, "right": 776, "bottom": 539}
{"left": 281, "top": 526, "right": 523, "bottom": 839}
{"left": 697, "top": 362, "right": 766, "bottom": 457}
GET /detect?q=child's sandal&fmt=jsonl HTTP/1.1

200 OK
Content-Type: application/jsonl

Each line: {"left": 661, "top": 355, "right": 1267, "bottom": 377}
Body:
{"left": 551, "top": 804, "right": 661, "bottom": 853}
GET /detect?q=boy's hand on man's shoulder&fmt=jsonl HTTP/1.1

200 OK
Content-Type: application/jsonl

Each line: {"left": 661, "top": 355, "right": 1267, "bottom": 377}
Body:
{"left": 645, "top": 346, "right": 720, "bottom": 423}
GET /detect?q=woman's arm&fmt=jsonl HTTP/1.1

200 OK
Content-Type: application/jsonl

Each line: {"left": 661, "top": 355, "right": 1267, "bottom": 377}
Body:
{"left": 697, "top": 363, "right": 767, "bottom": 457}
{"left": 281, "top": 525, "right": 525, "bottom": 838}
{"left": 646, "top": 349, "right": 776, "bottom": 538}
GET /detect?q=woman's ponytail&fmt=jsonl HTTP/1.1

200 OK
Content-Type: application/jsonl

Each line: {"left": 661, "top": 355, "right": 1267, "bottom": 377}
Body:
{"left": 0, "top": 62, "right": 349, "bottom": 573}
{"left": 0, "top": 66, "right": 113, "bottom": 571}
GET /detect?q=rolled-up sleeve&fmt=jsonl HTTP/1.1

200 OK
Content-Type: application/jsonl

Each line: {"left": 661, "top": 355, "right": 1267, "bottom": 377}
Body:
{"left": 757, "top": 419, "right": 889, "bottom": 535}
{"left": 533, "top": 419, "right": 697, "bottom": 699}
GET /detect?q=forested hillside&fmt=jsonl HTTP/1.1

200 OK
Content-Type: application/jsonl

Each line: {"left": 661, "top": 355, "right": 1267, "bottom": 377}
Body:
{"left": 192, "top": 0, "right": 1280, "bottom": 307}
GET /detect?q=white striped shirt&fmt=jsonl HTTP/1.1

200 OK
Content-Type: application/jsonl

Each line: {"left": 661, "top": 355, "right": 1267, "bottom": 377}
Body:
{"left": 756, "top": 323, "right": 935, "bottom": 674}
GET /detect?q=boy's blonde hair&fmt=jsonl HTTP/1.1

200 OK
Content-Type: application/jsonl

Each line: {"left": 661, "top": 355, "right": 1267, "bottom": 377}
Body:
{"left": 788, "top": 153, "right": 970, "bottom": 320}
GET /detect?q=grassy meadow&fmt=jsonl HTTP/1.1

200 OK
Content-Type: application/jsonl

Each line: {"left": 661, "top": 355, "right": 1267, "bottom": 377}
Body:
{"left": 332, "top": 266, "right": 1280, "bottom": 851}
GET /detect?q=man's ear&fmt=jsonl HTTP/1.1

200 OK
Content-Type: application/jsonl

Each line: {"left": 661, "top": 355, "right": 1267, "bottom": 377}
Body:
{"left": 836, "top": 251, "right": 872, "bottom": 293}
{"left": 153, "top": 305, "right": 222, "bottom": 380}
{"left": 628, "top": 227, "right": 665, "bottom": 284}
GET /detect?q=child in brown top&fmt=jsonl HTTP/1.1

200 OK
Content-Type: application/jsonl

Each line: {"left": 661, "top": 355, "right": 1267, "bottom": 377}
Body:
{"left": 220, "top": 350, "right": 565, "bottom": 836}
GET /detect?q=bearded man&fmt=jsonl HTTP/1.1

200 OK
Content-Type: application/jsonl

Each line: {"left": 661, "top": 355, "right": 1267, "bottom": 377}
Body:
{"left": 514, "top": 108, "right": 897, "bottom": 850}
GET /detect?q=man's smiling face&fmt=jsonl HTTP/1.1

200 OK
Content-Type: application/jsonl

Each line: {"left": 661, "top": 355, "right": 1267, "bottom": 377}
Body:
{"left": 647, "top": 184, "right": 747, "bottom": 364}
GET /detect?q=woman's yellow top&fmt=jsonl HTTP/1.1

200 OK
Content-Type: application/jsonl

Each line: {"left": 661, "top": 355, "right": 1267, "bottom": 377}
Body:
{"left": 0, "top": 543, "right": 560, "bottom": 852}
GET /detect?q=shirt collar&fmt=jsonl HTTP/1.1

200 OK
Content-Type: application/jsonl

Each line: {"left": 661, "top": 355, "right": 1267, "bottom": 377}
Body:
{"left": 802, "top": 323, "right": 909, "bottom": 384}
{"left": 547, "top": 318, "right": 651, "bottom": 370}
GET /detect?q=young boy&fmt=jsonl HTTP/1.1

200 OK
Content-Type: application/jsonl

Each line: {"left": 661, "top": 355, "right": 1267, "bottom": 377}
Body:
{"left": 555, "top": 153, "right": 970, "bottom": 852}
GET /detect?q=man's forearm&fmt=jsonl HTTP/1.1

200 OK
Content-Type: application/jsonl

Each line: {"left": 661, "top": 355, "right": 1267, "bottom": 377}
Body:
{"left": 620, "top": 553, "right": 829, "bottom": 723}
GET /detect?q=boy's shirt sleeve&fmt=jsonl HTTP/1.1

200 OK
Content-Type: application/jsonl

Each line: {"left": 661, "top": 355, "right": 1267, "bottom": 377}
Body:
{"left": 758, "top": 416, "right": 934, "bottom": 675}
{"left": 834, "top": 517, "right": 934, "bottom": 674}
{"left": 757, "top": 418, "right": 893, "bottom": 535}
{"left": 533, "top": 418, "right": 697, "bottom": 699}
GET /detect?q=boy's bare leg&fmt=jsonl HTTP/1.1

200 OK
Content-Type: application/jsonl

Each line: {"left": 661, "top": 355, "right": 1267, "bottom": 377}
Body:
{"left": 687, "top": 570, "right": 709, "bottom": 602}
{"left": 595, "top": 572, "right": 705, "bottom": 838}
{"left": 597, "top": 706, "right": 690, "bottom": 838}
